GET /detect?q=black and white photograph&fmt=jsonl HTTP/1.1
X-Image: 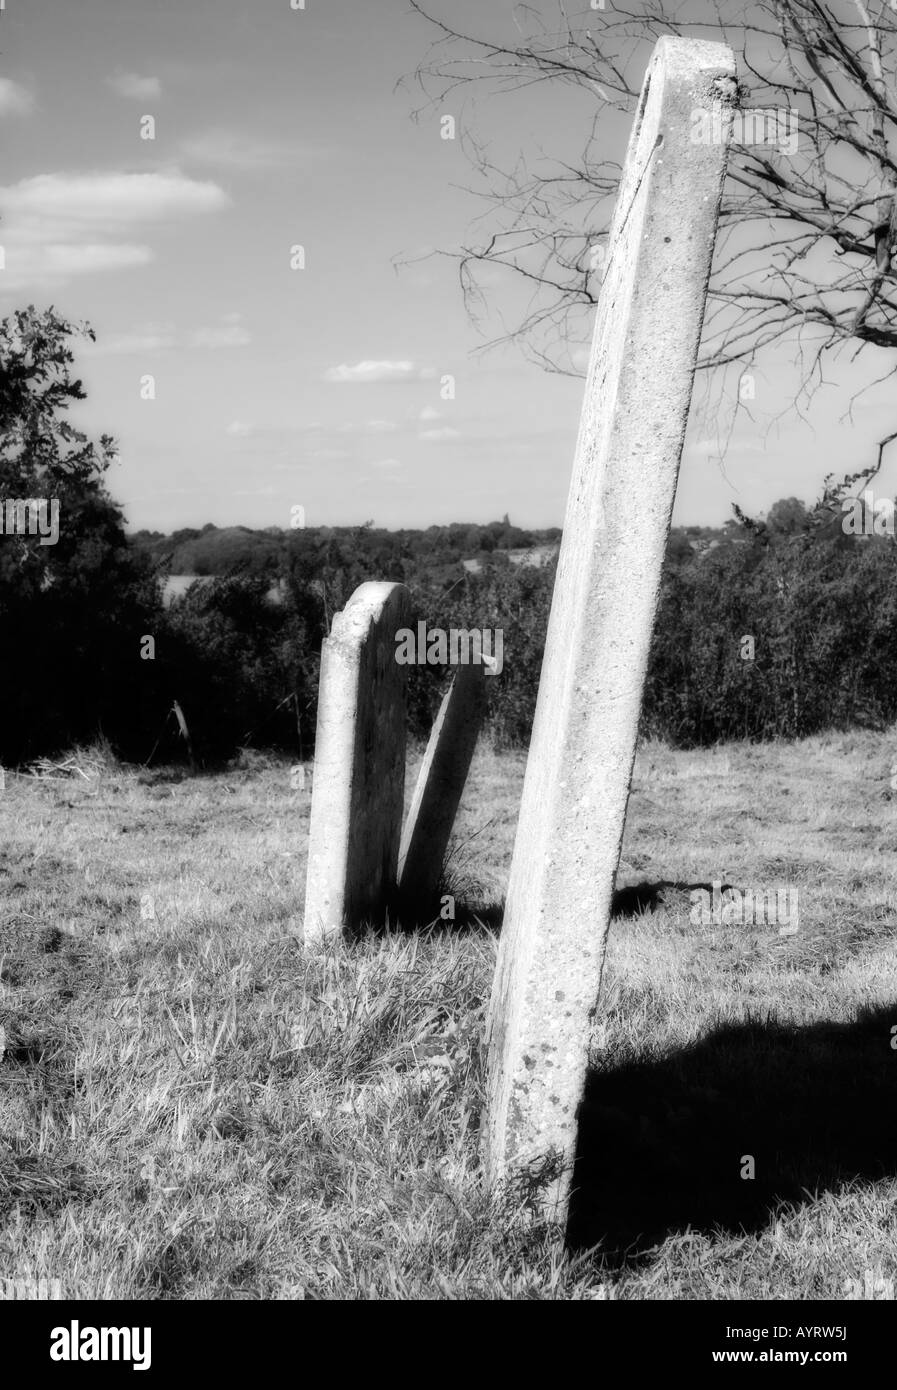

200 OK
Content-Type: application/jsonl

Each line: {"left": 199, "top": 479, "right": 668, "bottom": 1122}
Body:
{"left": 1, "top": 0, "right": 895, "bottom": 1337}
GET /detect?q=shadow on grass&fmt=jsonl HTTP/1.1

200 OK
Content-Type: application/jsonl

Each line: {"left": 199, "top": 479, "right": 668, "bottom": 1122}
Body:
{"left": 610, "top": 879, "right": 736, "bottom": 919}
{"left": 396, "top": 878, "right": 730, "bottom": 933}
{"left": 393, "top": 877, "right": 896, "bottom": 1262}
{"left": 390, "top": 886, "right": 503, "bottom": 933}
{"left": 567, "top": 1004, "right": 897, "bottom": 1264}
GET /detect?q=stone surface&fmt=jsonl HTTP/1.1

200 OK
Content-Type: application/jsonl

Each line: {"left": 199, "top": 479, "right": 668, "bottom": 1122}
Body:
{"left": 303, "top": 581, "right": 410, "bottom": 941}
{"left": 483, "top": 36, "right": 736, "bottom": 1216}
{"left": 397, "top": 661, "right": 488, "bottom": 917}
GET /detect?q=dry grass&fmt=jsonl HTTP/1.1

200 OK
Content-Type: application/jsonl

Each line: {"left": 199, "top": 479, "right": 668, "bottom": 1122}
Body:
{"left": 0, "top": 730, "right": 895, "bottom": 1298}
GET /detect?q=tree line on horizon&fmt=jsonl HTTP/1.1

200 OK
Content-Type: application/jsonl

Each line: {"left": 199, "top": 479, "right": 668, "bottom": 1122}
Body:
{"left": 129, "top": 516, "right": 562, "bottom": 581}
{"left": 2, "top": 307, "right": 896, "bottom": 768}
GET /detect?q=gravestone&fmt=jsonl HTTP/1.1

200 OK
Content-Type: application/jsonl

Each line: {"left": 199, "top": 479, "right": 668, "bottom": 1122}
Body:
{"left": 397, "top": 661, "right": 488, "bottom": 917}
{"left": 303, "top": 581, "right": 410, "bottom": 941}
{"left": 483, "top": 36, "right": 736, "bottom": 1216}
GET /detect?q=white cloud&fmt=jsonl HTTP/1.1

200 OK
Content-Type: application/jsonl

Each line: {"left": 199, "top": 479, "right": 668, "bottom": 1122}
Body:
{"left": 13, "top": 244, "right": 153, "bottom": 279}
{"left": 179, "top": 129, "right": 316, "bottom": 170}
{"left": 85, "top": 324, "right": 177, "bottom": 356}
{"left": 227, "top": 420, "right": 325, "bottom": 445}
{"left": 190, "top": 321, "right": 251, "bottom": 349}
{"left": 87, "top": 314, "right": 249, "bottom": 355}
{"left": 2, "top": 170, "right": 228, "bottom": 224}
{"left": 109, "top": 73, "right": 162, "bottom": 101}
{"left": 0, "top": 79, "right": 35, "bottom": 116}
{"left": 371, "top": 457, "right": 403, "bottom": 471}
{"left": 418, "top": 405, "right": 442, "bottom": 422}
{"left": 337, "top": 419, "right": 398, "bottom": 435}
{"left": 420, "top": 426, "right": 461, "bottom": 442}
{"left": 0, "top": 170, "right": 229, "bottom": 291}
{"left": 323, "top": 360, "right": 434, "bottom": 385}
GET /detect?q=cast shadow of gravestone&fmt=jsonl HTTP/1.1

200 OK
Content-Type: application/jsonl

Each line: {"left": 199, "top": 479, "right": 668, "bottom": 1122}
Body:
{"left": 566, "top": 1003, "right": 897, "bottom": 1264}
{"left": 420, "top": 879, "right": 728, "bottom": 936}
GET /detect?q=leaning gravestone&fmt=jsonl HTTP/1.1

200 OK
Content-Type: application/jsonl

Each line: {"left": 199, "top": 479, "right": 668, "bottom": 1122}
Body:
{"left": 397, "top": 661, "right": 488, "bottom": 917}
{"left": 303, "top": 582, "right": 410, "bottom": 941}
{"left": 483, "top": 37, "right": 736, "bottom": 1217}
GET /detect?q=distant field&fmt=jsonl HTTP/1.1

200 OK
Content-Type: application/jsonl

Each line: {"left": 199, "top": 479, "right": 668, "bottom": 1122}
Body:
{"left": 161, "top": 575, "right": 285, "bottom": 607}
{"left": 161, "top": 574, "right": 214, "bottom": 605}
{"left": 1, "top": 731, "right": 896, "bottom": 1299}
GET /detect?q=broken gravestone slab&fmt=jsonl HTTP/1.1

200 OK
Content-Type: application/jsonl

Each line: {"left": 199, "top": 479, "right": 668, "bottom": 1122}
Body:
{"left": 397, "top": 661, "right": 488, "bottom": 919}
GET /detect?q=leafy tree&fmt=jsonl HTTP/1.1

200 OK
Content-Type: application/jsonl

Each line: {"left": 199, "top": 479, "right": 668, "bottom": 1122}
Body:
{"left": 0, "top": 306, "right": 162, "bottom": 762}
{"left": 767, "top": 497, "right": 811, "bottom": 535}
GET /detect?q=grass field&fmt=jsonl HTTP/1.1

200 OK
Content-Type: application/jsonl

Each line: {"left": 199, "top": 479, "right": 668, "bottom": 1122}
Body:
{"left": 1, "top": 730, "right": 896, "bottom": 1299}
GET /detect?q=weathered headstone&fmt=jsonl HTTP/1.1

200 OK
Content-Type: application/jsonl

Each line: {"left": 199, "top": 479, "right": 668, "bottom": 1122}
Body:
{"left": 397, "top": 661, "right": 488, "bottom": 918}
{"left": 484, "top": 37, "right": 736, "bottom": 1215}
{"left": 303, "top": 581, "right": 410, "bottom": 941}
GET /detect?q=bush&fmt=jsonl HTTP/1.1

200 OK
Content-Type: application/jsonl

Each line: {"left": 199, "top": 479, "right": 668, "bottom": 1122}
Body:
{"left": 644, "top": 527, "right": 897, "bottom": 744}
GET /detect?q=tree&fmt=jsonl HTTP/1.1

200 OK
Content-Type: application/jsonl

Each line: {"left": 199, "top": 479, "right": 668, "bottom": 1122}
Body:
{"left": 407, "top": 0, "right": 897, "bottom": 476}
{"left": 0, "top": 306, "right": 163, "bottom": 762}
{"left": 767, "top": 496, "right": 811, "bottom": 533}
{"left": 0, "top": 306, "right": 115, "bottom": 588}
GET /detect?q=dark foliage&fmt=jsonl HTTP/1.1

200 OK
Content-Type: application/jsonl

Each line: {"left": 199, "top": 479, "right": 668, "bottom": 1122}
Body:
{"left": 3, "top": 308, "right": 896, "bottom": 766}
{"left": 644, "top": 490, "right": 897, "bottom": 743}
{"left": 0, "top": 307, "right": 164, "bottom": 764}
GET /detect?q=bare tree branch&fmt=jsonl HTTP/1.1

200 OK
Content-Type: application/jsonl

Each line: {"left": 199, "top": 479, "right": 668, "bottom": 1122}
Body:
{"left": 400, "top": 0, "right": 897, "bottom": 477}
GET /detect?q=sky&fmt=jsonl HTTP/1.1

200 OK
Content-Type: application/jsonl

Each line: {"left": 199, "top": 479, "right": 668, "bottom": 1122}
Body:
{"left": 2, "top": 0, "right": 896, "bottom": 534}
